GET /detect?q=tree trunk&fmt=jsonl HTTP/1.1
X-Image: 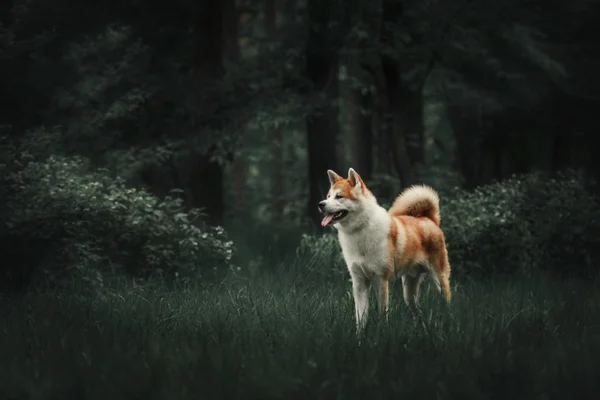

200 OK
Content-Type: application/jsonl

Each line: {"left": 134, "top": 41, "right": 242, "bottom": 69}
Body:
{"left": 366, "top": 57, "right": 393, "bottom": 177}
{"left": 305, "top": 0, "right": 340, "bottom": 227}
{"left": 0, "top": 0, "right": 12, "bottom": 27}
{"left": 338, "top": 0, "right": 377, "bottom": 181}
{"left": 381, "top": 56, "right": 414, "bottom": 186}
{"left": 265, "top": 0, "right": 286, "bottom": 217}
{"left": 343, "top": 57, "right": 374, "bottom": 180}
{"left": 446, "top": 103, "right": 483, "bottom": 188}
{"left": 283, "top": 0, "right": 297, "bottom": 24}
{"left": 223, "top": 0, "right": 240, "bottom": 63}
{"left": 399, "top": 86, "right": 425, "bottom": 167}
{"left": 265, "top": 0, "right": 277, "bottom": 30}
{"left": 190, "top": 0, "right": 226, "bottom": 226}
{"left": 550, "top": 99, "right": 572, "bottom": 173}
{"left": 365, "top": 0, "right": 416, "bottom": 187}
{"left": 224, "top": 0, "right": 247, "bottom": 215}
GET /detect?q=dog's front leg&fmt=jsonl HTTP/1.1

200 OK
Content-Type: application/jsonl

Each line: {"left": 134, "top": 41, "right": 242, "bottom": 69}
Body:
{"left": 351, "top": 273, "right": 370, "bottom": 334}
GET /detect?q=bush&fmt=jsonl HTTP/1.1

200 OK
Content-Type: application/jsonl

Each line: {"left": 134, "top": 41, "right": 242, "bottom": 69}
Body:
{"left": 442, "top": 171, "right": 600, "bottom": 277}
{"left": 0, "top": 151, "right": 236, "bottom": 290}
{"left": 294, "top": 171, "right": 600, "bottom": 280}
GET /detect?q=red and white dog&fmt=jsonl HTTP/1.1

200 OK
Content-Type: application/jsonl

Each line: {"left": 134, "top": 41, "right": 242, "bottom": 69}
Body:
{"left": 318, "top": 168, "right": 451, "bottom": 331}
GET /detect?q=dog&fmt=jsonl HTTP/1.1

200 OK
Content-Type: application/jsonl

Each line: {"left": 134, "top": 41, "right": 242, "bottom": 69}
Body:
{"left": 318, "top": 168, "right": 451, "bottom": 332}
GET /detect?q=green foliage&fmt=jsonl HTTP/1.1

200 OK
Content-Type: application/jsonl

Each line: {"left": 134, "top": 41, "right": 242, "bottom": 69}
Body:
{"left": 294, "top": 171, "right": 599, "bottom": 278}
{"left": 442, "top": 171, "right": 599, "bottom": 276}
{"left": 0, "top": 149, "right": 236, "bottom": 290}
{"left": 49, "top": 24, "right": 158, "bottom": 169}
{"left": 1, "top": 0, "right": 596, "bottom": 293}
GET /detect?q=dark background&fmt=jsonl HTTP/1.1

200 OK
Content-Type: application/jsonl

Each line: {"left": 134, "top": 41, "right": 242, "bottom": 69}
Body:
{"left": 1, "top": 0, "right": 600, "bottom": 398}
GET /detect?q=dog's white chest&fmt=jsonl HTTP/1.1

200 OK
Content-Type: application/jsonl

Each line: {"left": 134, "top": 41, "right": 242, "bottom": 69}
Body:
{"left": 338, "top": 229, "right": 387, "bottom": 275}
{"left": 340, "top": 235, "right": 371, "bottom": 259}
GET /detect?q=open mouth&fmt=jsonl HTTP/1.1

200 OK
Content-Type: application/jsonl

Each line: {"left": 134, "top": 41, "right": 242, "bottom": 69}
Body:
{"left": 321, "top": 210, "right": 348, "bottom": 227}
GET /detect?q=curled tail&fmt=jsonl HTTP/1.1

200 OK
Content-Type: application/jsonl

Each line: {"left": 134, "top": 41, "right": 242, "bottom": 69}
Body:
{"left": 388, "top": 185, "right": 441, "bottom": 226}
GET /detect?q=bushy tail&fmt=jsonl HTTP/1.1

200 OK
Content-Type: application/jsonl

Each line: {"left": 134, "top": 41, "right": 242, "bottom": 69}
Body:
{"left": 388, "top": 185, "right": 441, "bottom": 226}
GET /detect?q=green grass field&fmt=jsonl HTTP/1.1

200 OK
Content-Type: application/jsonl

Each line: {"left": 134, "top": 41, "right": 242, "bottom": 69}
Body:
{"left": 1, "top": 268, "right": 599, "bottom": 400}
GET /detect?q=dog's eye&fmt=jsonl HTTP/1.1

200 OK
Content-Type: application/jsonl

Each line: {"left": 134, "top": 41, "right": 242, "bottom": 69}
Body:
{"left": 335, "top": 194, "right": 343, "bottom": 199}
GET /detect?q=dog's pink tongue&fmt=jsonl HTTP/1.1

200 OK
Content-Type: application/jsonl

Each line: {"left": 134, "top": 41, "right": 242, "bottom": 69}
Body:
{"left": 321, "top": 214, "right": 334, "bottom": 227}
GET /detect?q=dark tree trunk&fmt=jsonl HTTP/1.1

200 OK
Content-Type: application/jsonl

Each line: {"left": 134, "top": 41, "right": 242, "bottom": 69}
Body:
{"left": 190, "top": 153, "right": 224, "bottom": 226}
{"left": 265, "top": 0, "right": 277, "bottom": 30}
{"left": 271, "top": 130, "right": 285, "bottom": 216}
{"left": 479, "top": 131, "right": 502, "bottom": 184}
{"left": 399, "top": 86, "right": 425, "bottom": 167}
{"left": 191, "top": 0, "right": 225, "bottom": 226}
{"left": 549, "top": 98, "right": 573, "bottom": 173}
{"left": 194, "top": 0, "right": 224, "bottom": 81}
{"left": 224, "top": 0, "right": 247, "bottom": 215}
{"left": 446, "top": 103, "right": 483, "bottom": 188}
{"left": 363, "top": 0, "right": 416, "bottom": 187}
{"left": 0, "top": 0, "right": 12, "bottom": 27}
{"left": 339, "top": 0, "right": 377, "bottom": 181}
{"left": 266, "top": 0, "right": 285, "bottom": 217}
{"left": 381, "top": 56, "right": 415, "bottom": 186}
{"left": 367, "top": 56, "right": 393, "bottom": 176}
{"left": 551, "top": 134, "right": 571, "bottom": 172}
{"left": 223, "top": 0, "right": 240, "bottom": 63}
{"left": 283, "top": 0, "right": 297, "bottom": 24}
{"left": 305, "top": 0, "right": 341, "bottom": 226}
{"left": 344, "top": 58, "right": 374, "bottom": 180}
{"left": 353, "top": 91, "right": 374, "bottom": 180}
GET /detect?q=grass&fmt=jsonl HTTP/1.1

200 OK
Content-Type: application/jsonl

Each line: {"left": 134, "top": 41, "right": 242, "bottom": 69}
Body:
{"left": 1, "top": 268, "right": 599, "bottom": 400}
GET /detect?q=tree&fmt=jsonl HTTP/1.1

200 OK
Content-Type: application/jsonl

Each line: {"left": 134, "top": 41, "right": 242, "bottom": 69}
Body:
{"left": 180, "top": 0, "right": 225, "bottom": 225}
{"left": 266, "top": 0, "right": 286, "bottom": 217}
{"left": 305, "top": 0, "right": 343, "bottom": 226}
{"left": 437, "top": 0, "right": 600, "bottom": 187}
{"left": 339, "top": 0, "right": 376, "bottom": 181}
{"left": 224, "top": 0, "right": 247, "bottom": 214}
{"left": 369, "top": 0, "right": 417, "bottom": 185}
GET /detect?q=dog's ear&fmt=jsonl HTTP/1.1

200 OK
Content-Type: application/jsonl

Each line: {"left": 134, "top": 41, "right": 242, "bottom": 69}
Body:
{"left": 347, "top": 168, "right": 363, "bottom": 189}
{"left": 327, "top": 169, "right": 342, "bottom": 186}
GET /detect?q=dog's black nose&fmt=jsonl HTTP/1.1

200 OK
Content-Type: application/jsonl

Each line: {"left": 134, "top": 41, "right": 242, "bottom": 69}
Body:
{"left": 318, "top": 201, "right": 326, "bottom": 212}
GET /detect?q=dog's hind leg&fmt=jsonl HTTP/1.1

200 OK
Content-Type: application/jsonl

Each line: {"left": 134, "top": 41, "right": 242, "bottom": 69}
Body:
{"left": 402, "top": 273, "right": 426, "bottom": 329}
{"left": 402, "top": 273, "right": 425, "bottom": 307}
{"left": 428, "top": 248, "right": 451, "bottom": 303}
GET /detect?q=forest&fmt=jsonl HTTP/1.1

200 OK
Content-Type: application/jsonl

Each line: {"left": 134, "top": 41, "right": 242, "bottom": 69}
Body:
{"left": 1, "top": 0, "right": 599, "bottom": 398}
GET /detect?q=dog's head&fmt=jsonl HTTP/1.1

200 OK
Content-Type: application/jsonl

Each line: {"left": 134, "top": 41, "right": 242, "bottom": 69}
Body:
{"left": 318, "top": 168, "right": 370, "bottom": 227}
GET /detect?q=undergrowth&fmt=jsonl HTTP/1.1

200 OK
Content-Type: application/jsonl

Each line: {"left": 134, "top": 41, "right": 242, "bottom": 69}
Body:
{"left": 1, "top": 269, "right": 599, "bottom": 400}
{"left": 297, "top": 170, "right": 600, "bottom": 279}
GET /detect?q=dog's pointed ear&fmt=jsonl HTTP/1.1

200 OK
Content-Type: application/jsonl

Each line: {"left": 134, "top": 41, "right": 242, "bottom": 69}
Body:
{"left": 327, "top": 169, "right": 342, "bottom": 186}
{"left": 348, "top": 168, "right": 363, "bottom": 189}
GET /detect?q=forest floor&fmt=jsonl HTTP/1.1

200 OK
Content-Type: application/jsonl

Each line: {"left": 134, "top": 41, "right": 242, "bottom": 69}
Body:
{"left": 1, "top": 269, "right": 599, "bottom": 400}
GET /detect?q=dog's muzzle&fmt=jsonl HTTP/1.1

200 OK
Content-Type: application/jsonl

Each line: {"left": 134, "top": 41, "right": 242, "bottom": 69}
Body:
{"left": 318, "top": 201, "right": 326, "bottom": 213}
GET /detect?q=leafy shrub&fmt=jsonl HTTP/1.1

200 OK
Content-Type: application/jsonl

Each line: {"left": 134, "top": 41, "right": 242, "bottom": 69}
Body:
{"left": 294, "top": 171, "right": 599, "bottom": 280}
{"left": 442, "top": 171, "right": 600, "bottom": 277}
{"left": 0, "top": 151, "right": 236, "bottom": 290}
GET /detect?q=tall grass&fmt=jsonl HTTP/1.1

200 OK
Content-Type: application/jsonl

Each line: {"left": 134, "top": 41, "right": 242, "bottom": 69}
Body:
{"left": 1, "top": 267, "right": 599, "bottom": 400}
